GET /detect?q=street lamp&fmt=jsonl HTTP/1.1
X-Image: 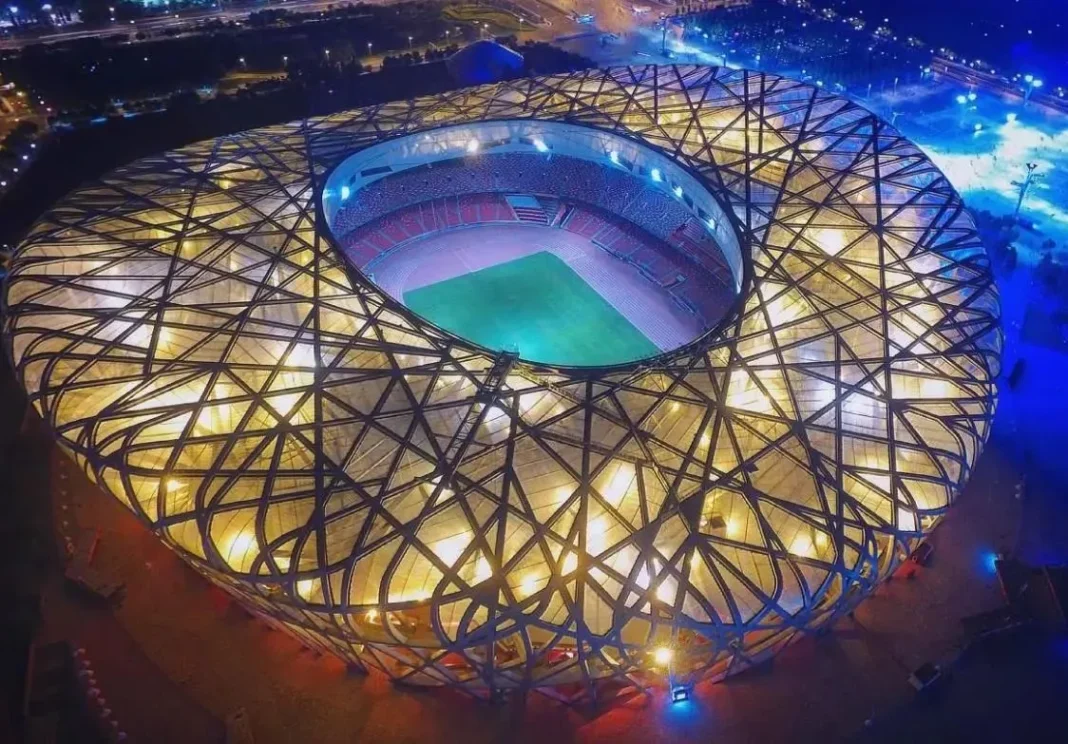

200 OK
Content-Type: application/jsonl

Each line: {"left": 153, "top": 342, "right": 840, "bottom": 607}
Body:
{"left": 367, "top": 41, "right": 373, "bottom": 56}
{"left": 1013, "top": 162, "right": 1043, "bottom": 219}
{"left": 408, "top": 35, "right": 413, "bottom": 50}
{"left": 1022, "top": 74, "right": 1044, "bottom": 102}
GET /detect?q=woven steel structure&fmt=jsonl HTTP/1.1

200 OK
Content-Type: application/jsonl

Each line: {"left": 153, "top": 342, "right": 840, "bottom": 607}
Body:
{"left": 2, "top": 66, "right": 1000, "bottom": 702}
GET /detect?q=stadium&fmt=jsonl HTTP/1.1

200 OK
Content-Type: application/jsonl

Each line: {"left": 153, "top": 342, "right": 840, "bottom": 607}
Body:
{"left": 2, "top": 65, "right": 1001, "bottom": 702}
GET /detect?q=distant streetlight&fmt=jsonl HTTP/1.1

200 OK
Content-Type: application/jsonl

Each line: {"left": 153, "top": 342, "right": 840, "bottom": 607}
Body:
{"left": 408, "top": 35, "right": 413, "bottom": 50}
{"left": 367, "top": 42, "right": 373, "bottom": 56}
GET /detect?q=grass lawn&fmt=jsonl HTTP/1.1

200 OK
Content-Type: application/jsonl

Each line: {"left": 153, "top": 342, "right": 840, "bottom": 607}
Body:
{"left": 442, "top": 4, "right": 525, "bottom": 33}
{"left": 403, "top": 251, "right": 659, "bottom": 366}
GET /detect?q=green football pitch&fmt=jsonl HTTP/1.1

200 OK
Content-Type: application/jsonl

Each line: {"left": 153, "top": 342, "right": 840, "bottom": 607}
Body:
{"left": 403, "top": 251, "right": 660, "bottom": 366}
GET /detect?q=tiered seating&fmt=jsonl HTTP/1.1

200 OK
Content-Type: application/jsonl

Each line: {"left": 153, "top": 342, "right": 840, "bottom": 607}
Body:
{"left": 675, "top": 219, "right": 730, "bottom": 266}
{"left": 632, "top": 247, "right": 685, "bottom": 287}
{"left": 434, "top": 195, "right": 460, "bottom": 227}
{"left": 344, "top": 239, "right": 382, "bottom": 266}
{"left": 327, "top": 151, "right": 740, "bottom": 327}
{"left": 562, "top": 208, "right": 605, "bottom": 239}
{"left": 459, "top": 195, "right": 480, "bottom": 224}
{"left": 602, "top": 228, "right": 645, "bottom": 258}
{"left": 330, "top": 152, "right": 699, "bottom": 246}
{"left": 338, "top": 194, "right": 518, "bottom": 268}
{"left": 675, "top": 271, "right": 736, "bottom": 325}
{"left": 366, "top": 230, "right": 394, "bottom": 252}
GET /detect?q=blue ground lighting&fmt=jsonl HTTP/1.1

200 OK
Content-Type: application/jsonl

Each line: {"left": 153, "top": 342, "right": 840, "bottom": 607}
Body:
{"left": 981, "top": 550, "right": 1000, "bottom": 577}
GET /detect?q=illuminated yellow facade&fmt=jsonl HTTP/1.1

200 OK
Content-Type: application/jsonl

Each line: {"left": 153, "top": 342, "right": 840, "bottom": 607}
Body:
{"left": 2, "top": 66, "right": 1000, "bottom": 702}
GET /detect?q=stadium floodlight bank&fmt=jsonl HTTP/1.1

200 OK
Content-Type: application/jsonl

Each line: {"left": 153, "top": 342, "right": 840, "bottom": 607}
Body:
{"left": 2, "top": 65, "right": 1000, "bottom": 703}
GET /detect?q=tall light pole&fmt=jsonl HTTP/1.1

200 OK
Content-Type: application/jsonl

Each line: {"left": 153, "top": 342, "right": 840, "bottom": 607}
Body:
{"left": 1023, "top": 74, "right": 1044, "bottom": 102}
{"left": 1013, "top": 162, "right": 1043, "bottom": 219}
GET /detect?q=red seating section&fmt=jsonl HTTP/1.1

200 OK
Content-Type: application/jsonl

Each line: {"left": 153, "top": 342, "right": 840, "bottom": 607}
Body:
{"left": 341, "top": 194, "right": 519, "bottom": 268}
{"left": 560, "top": 206, "right": 735, "bottom": 325}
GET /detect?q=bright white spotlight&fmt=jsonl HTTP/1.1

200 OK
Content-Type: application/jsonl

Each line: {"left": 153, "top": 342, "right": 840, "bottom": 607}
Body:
{"left": 673, "top": 185, "right": 683, "bottom": 198}
{"left": 1025, "top": 74, "right": 1034, "bottom": 83}
{"left": 973, "top": 123, "right": 983, "bottom": 132}
{"left": 1033, "top": 79, "right": 1044, "bottom": 88}
{"left": 340, "top": 185, "right": 350, "bottom": 201}
{"left": 653, "top": 647, "right": 674, "bottom": 665}
{"left": 466, "top": 138, "right": 480, "bottom": 153}
{"left": 609, "top": 150, "right": 619, "bottom": 164}
{"left": 1006, "top": 112, "right": 1017, "bottom": 123}
{"left": 707, "top": 217, "right": 717, "bottom": 230}
{"left": 532, "top": 138, "right": 548, "bottom": 153}
{"left": 967, "top": 91, "right": 977, "bottom": 101}
{"left": 955, "top": 94, "right": 967, "bottom": 105}
{"left": 650, "top": 168, "right": 662, "bottom": 182}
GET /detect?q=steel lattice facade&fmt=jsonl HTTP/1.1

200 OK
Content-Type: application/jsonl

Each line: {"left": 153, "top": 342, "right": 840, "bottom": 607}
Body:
{"left": 2, "top": 66, "right": 1000, "bottom": 702}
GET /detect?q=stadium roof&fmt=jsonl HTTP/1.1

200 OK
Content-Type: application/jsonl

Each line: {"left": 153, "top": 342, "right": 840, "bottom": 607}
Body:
{"left": 2, "top": 65, "right": 1001, "bottom": 701}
